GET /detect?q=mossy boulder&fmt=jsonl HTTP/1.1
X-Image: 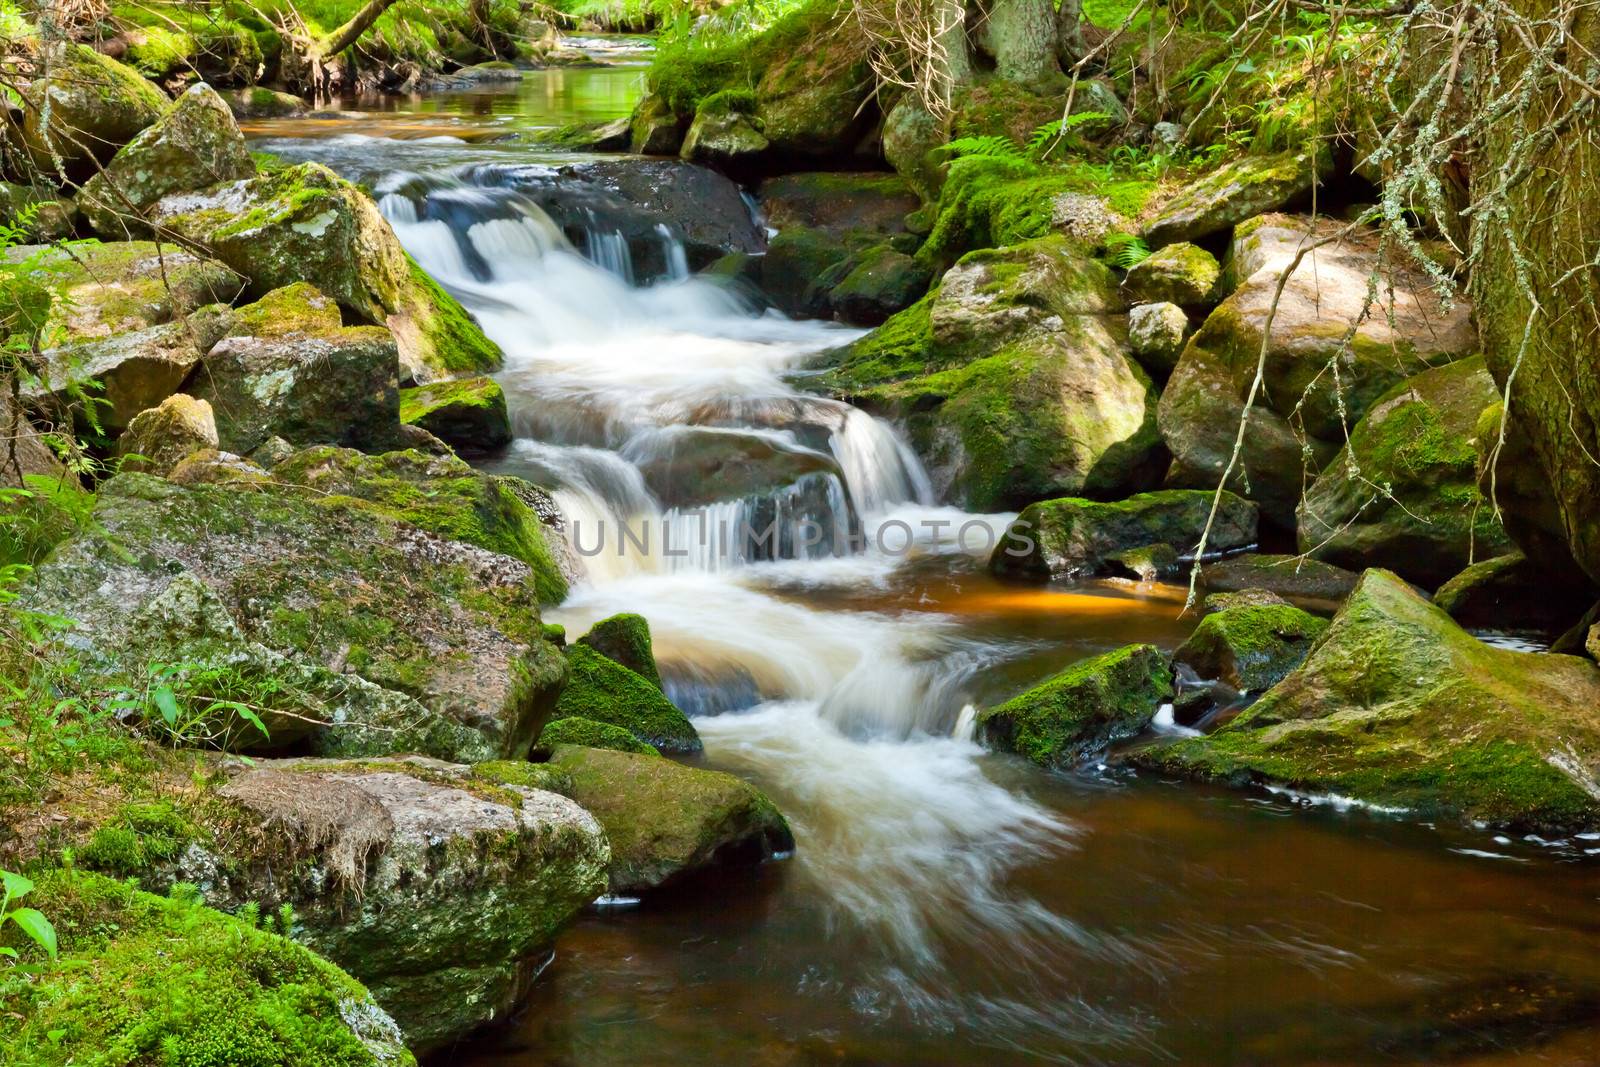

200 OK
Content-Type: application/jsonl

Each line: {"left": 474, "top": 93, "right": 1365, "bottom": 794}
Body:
{"left": 213, "top": 757, "right": 608, "bottom": 1052}
{"left": 1139, "top": 570, "right": 1600, "bottom": 831}
{"left": 992, "top": 489, "right": 1258, "bottom": 582}
{"left": 1122, "top": 242, "right": 1221, "bottom": 307}
{"left": 19, "top": 42, "right": 169, "bottom": 179}
{"left": 1127, "top": 300, "right": 1190, "bottom": 374}
{"left": 539, "top": 716, "right": 660, "bottom": 754}
{"left": 0, "top": 869, "right": 414, "bottom": 1067}
{"left": 760, "top": 225, "right": 871, "bottom": 318}
{"left": 116, "top": 392, "right": 218, "bottom": 474}
{"left": 547, "top": 744, "right": 793, "bottom": 894}
{"left": 1203, "top": 587, "right": 1293, "bottom": 614}
{"left": 758, "top": 171, "right": 920, "bottom": 238}
{"left": 882, "top": 96, "right": 945, "bottom": 201}
{"left": 1144, "top": 149, "right": 1323, "bottom": 246}
{"left": 271, "top": 445, "right": 569, "bottom": 605}
{"left": 1173, "top": 602, "right": 1329, "bottom": 693}
{"left": 220, "top": 86, "right": 310, "bottom": 119}
{"left": 553, "top": 644, "right": 699, "bottom": 753}
{"left": 826, "top": 235, "right": 1165, "bottom": 510}
{"left": 26, "top": 315, "right": 210, "bottom": 435}
{"left": 187, "top": 283, "right": 401, "bottom": 454}
{"left": 81, "top": 83, "right": 255, "bottom": 237}
{"left": 399, "top": 375, "right": 512, "bottom": 453}
{"left": 1158, "top": 217, "right": 1478, "bottom": 526}
{"left": 750, "top": 3, "right": 874, "bottom": 159}
{"left": 828, "top": 245, "right": 933, "bottom": 326}
{"left": 681, "top": 106, "right": 770, "bottom": 169}
{"left": 630, "top": 91, "right": 686, "bottom": 155}
{"left": 1297, "top": 357, "right": 1512, "bottom": 588}
{"left": 0, "top": 182, "right": 75, "bottom": 241}
{"left": 150, "top": 161, "right": 501, "bottom": 379}
{"left": 1433, "top": 552, "right": 1595, "bottom": 632}
{"left": 22, "top": 473, "right": 568, "bottom": 762}
{"left": 1199, "top": 552, "right": 1362, "bottom": 604}
{"left": 577, "top": 612, "right": 662, "bottom": 688}
{"left": 979, "top": 644, "right": 1174, "bottom": 768}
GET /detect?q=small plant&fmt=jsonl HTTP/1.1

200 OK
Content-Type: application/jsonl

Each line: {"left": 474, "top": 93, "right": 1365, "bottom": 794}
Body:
{"left": 1105, "top": 232, "right": 1152, "bottom": 269}
{"left": 1, "top": 869, "right": 57, "bottom": 962}
{"left": 107, "top": 661, "right": 273, "bottom": 750}
{"left": 943, "top": 134, "right": 1027, "bottom": 162}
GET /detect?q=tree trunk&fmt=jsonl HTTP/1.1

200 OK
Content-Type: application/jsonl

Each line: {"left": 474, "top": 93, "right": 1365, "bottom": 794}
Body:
{"left": 988, "top": 0, "right": 1059, "bottom": 85}
{"left": 318, "top": 0, "right": 404, "bottom": 57}
{"left": 933, "top": 0, "right": 974, "bottom": 98}
{"left": 1056, "top": 0, "right": 1083, "bottom": 67}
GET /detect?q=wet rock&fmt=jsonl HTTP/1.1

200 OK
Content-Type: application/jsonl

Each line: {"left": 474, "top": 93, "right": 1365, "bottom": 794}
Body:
{"left": 546, "top": 744, "right": 793, "bottom": 894}
{"left": 2, "top": 869, "right": 415, "bottom": 1066}
{"left": 1103, "top": 542, "right": 1180, "bottom": 581}
{"left": 681, "top": 105, "right": 770, "bottom": 169}
{"left": 626, "top": 424, "right": 842, "bottom": 509}
{"left": 828, "top": 235, "right": 1165, "bottom": 510}
{"left": 577, "top": 612, "right": 663, "bottom": 689}
{"left": 1158, "top": 216, "right": 1477, "bottom": 526}
{"left": 399, "top": 375, "right": 512, "bottom": 454}
{"left": 1433, "top": 552, "right": 1595, "bottom": 632}
{"left": 760, "top": 225, "right": 867, "bottom": 318}
{"left": 19, "top": 42, "right": 168, "bottom": 179}
{"left": 1297, "top": 357, "right": 1512, "bottom": 588}
{"left": 1144, "top": 149, "right": 1323, "bottom": 246}
{"left": 215, "top": 758, "right": 607, "bottom": 1053}
{"left": 828, "top": 246, "right": 933, "bottom": 326}
{"left": 1127, "top": 301, "right": 1190, "bottom": 374}
{"left": 186, "top": 284, "right": 401, "bottom": 454}
{"left": 1172, "top": 601, "right": 1328, "bottom": 693}
{"left": 1199, "top": 552, "right": 1361, "bottom": 604}
{"left": 992, "top": 489, "right": 1258, "bottom": 582}
{"left": 1121, "top": 242, "right": 1221, "bottom": 307}
{"left": 758, "top": 171, "right": 920, "bottom": 239}
{"left": 630, "top": 91, "right": 686, "bottom": 155}
{"left": 150, "top": 162, "right": 501, "bottom": 378}
{"left": 539, "top": 716, "right": 660, "bottom": 754}
{"left": 979, "top": 644, "right": 1174, "bottom": 768}
{"left": 22, "top": 473, "right": 567, "bottom": 763}
{"left": 81, "top": 84, "right": 255, "bottom": 237}
{"left": 115, "top": 393, "right": 217, "bottom": 475}
{"left": 553, "top": 644, "right": 700, "bottom": 753}
{"left": 219, "top": 86, "right": 310, "bottom": 119}
{"left": 1139, "top": 569, "right": 1600, "bottom": 831}
{"left": 1203, "top": 587, "right": 1292, "bottom": 614}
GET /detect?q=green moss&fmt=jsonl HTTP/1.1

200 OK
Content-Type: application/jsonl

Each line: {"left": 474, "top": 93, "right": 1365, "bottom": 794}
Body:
{"left": 979, "top": 644, "right": 1173, "bottom": 768}
{"left": 576, "top": 612, "right": 661, "bottom": 688}
{"left": 553, "top": 644, "right": 699, "bottom": 753}
{"left": 0, "top": 869, "right": 413, "bottom": 1066}
{"left": 78, "top": 799, "right": 201, "bottom": 877}
{"left": 470, "top": 758, "right": 572, "bottom": 794}
{"left": 539, "top": 716, "right": 660, "bottom": 755}
{"left": 698, "top": 87, "right": 758, "bottom": 117}
{"left": 399, "top": 376, "right": 507, "bottom": 432}
{"left": 123, "top": 25, "right": 197, "bottom": 77}
{"left": 403, "top": 258, "right": 502, "bottom": 374}
{"left": 1174, "top": 602, "right": 1328, "bottom": 692}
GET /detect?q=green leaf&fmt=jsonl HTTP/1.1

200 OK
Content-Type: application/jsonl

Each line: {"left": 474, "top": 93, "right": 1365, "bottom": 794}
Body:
{"left": 154, "top": 686, "right": 180, "bottom": 727}
{"left": 0, "top": 946, "right": 16, "bottom": 959}
{"left": 1, "top": 869, "right": 33, "bottom": 900}
{"left": 9, "top": 907, "right": 57, "bottom": 959}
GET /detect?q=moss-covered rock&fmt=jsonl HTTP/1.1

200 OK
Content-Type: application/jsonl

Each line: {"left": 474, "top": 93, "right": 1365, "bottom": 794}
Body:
{"left": 22, "top": 473, "right": 567, "bottom": 762}
{"left": 116, "top": 392, "right": 217, "bottom": 474}
{"left": 150, "top": 162, "right": 501, "bottom": 379}
{"left": 81, "top": 83, "right": 255, "bottom": 237}
{"left": 26, "top": 316, "right": 208, "bottom": 435}
{"left": 1203, "top": 587, "right": 1293, "bottom": 614}
{"left": 681, "top": 105, "right": 770, "bottom": 169}
{"left": 0, "top": 182, "right": 74, "bottom": 241}
{"left": 553, "top": 644, "right": 699, "bottom": 753}
{"left": 19, "top": 42, "right": 168, "bottom": 179}
{"left": 1173, "top": 601, "right": 1328, "bottom": 693}
{"left": 1199, "top": 552, "right": 1362, "bottom": 604}
{"left": 992, "top": 489, "right": 1258, "bottom": 582}
{"left": 1432, "top": 552, "right": 1595, "bottom": 632}
{"left": 0, "top": 869, "right": 414, "bottom": 1067}
{"left": 828, "top": 245, "right": 933, "bottom": 326}
{"left": 399, "top": 375, "right": 511, "bottom": 453}
{"left": 882, "top": 96, "right": 945, "bottom": 202}
{"left": 220, "top": 86, "right": 310, "bottom": 119}
{"left": 1138, "top": 570, "right": 1600, "bottom": 831}
{"left": 1297, "top": 357, "right": 1512, "bottom": 588}
{"left": 577, "top": 612, "right": 662, "bottom": 688}
{"left": 826, "top": 235, "right": 1165, "bottom": 510}
{"left": 187, "top": 283, "right": 401, "bottom": 454}
{"left": 214, "top": 757, "right": 608, "bottom": 1052}
{"left": 1127, "top": 300, "right": 1189, "bottom": 374}
{"left": 758, "top": 171, "right": 921, "bottom": 238}
{"left": 271, "top": 445, "right": 569, "bottom": 605}
{"left": 761, "top": 224, "right": 872, "bottom": 318}
{"left": 979, "top": 644, "right": 1173, "bottom": 768}
{"left": 630, "top": 91, "right": 686, "bottom": 155}
{"left": 547, "top": 744, "right": 793, "bottom": 894}
{"left": 539, "top": 716, "right": 660, "bottom": 754}
{"left": 1159, "top": 217, "right": 1478, "bottom": 526}
{"left": 750, "top": 1, "right": 874, "bottom": 159}
{"left": 1122, "top": 242, "right": 1221, "bottom": 307}
{"left": 1144, "top": 149, "right": 1324, "bottom": 247}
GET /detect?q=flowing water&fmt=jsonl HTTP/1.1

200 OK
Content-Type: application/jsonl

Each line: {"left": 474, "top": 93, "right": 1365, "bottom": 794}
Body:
{"left": 251, "top": 57, "right": 1600, "bottom": 1066}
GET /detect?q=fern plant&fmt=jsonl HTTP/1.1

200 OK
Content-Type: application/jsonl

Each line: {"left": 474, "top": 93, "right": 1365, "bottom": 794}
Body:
{"left": 1105, "top": 233, "right": 1152, "bottom": 269}
{"left": 943, "top": 134, "right": 1027, "bottom": 162}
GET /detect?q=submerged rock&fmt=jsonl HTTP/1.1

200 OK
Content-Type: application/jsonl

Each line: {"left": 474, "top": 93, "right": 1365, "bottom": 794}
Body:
{"left": 1144, "top": 149, "right": 1322, "bottom": 246}
{"left": 19, "top": 42, "right": 168, "bottom": 179}
{"left": 980, "top": 644, "right": 1173, "bottom": 768}
{"left": 577, "top": 612, "right": 663, "bottom": 689}
{"left": 992, "top": 489, "right": 1257, "bottom": 582}
{"left": 1297, "top": 357, "right": 1512, "bottom": 588}
{"left": 0, "top": 869, "right": 415, "bottom": 1066}
{"left": 1173, "top": 601, "right": 1328, "bottom": 693}
{"left": 115, "top": 393, "right": 218, "bottom": 475}
{"left": 399, "top": 375, "right": 512, "bottom": 453}
{"left": 1140, "top": 570, "right": 1600, "bottom": 831}
{"left": 547, "top": 744, "right": 793, "bottom": 894}
{"left": 81, "top": 83, "right": 255, "bottom": 237}
{"left": 216, "top": 758, "right": 608, "bottom": 1053}
{"left": 553, "top": 644, "right": 700, "bottom": 753}
{"left": 150, "top": 162, "right": 501, "bottom": 378}
{"left": 626, "top": 424, "right": 842, "bottom": 509}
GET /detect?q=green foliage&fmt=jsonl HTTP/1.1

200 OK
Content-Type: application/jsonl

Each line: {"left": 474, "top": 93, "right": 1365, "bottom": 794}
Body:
{"left": 943, "top": 134, "right": 1027, "bottom": 162}
{"left": 1082, "top": 0, "right": 1149, "bottom": 31}
{"left": 0, "top": 477, "right": 95, "bottom": 569}
{"left": 105, "top": 661, "right": 273, "bottom": 750}
{"left": 78, "top": 800, "right": 199, "bottom": 877}
{"left": 0, "top": 869, "right": 56, "bottom": 962}
{"left": 1105, "top": 232, "right": 1152, "bottom": 268}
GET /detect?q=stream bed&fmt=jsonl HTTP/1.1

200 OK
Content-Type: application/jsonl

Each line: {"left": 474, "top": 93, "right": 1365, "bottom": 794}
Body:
{"left": 248, "top": 54, "right": 1600, "bottom": 1066}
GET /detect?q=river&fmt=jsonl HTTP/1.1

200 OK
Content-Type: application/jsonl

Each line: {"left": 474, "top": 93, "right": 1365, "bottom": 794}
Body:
{"left": 245, "top": 49, "right": 1600, "bottom": 1066}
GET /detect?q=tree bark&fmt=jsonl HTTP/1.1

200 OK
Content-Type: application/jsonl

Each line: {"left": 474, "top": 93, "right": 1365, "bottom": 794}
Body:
{"left": 933, "top": 0, "right": 974, "bottom": 97}
{"left": 318, "top": 0, "right": 404, "bottom": 57}
{"left": 1056, "top": 0, "right": 1083, "bottom": 67}
{"left": 988, "top": 0, "right": 1059, "bottom": 84}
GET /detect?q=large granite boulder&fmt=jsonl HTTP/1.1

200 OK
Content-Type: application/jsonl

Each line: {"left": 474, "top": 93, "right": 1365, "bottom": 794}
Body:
{"left": 1140, "top": 570, "right": 1600, "bottom": 831}
{"left": 399, "top": 376, "right": 512, "bottom": 453}
{"left": 1199, "top": 552, "right": 1362, "bottom": 604}
{"left": 1297, "top": 357, "right": 1512, "bottom": 588}
{"left": 115, "top": 393, "right": 218, "bottom": 475}
{"left": 1144, "top": 149, "right": 1322, "bottom": 246}
{"left": 18, "top": 42, "right": 168, "bottom": 179}
{"left": 1432, "top": 552, "right": 1595, "bottom": 632}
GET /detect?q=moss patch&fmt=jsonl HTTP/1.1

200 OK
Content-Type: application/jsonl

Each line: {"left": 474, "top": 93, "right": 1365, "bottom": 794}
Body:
{"left": 552, "top": 645, "right": 699, "bottom": 753}
{"left": 539, "top": 716, "right": 660, "bottom": 755}
{"left": 1173, "top": 602, "right": 1328, "bottom": 692}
